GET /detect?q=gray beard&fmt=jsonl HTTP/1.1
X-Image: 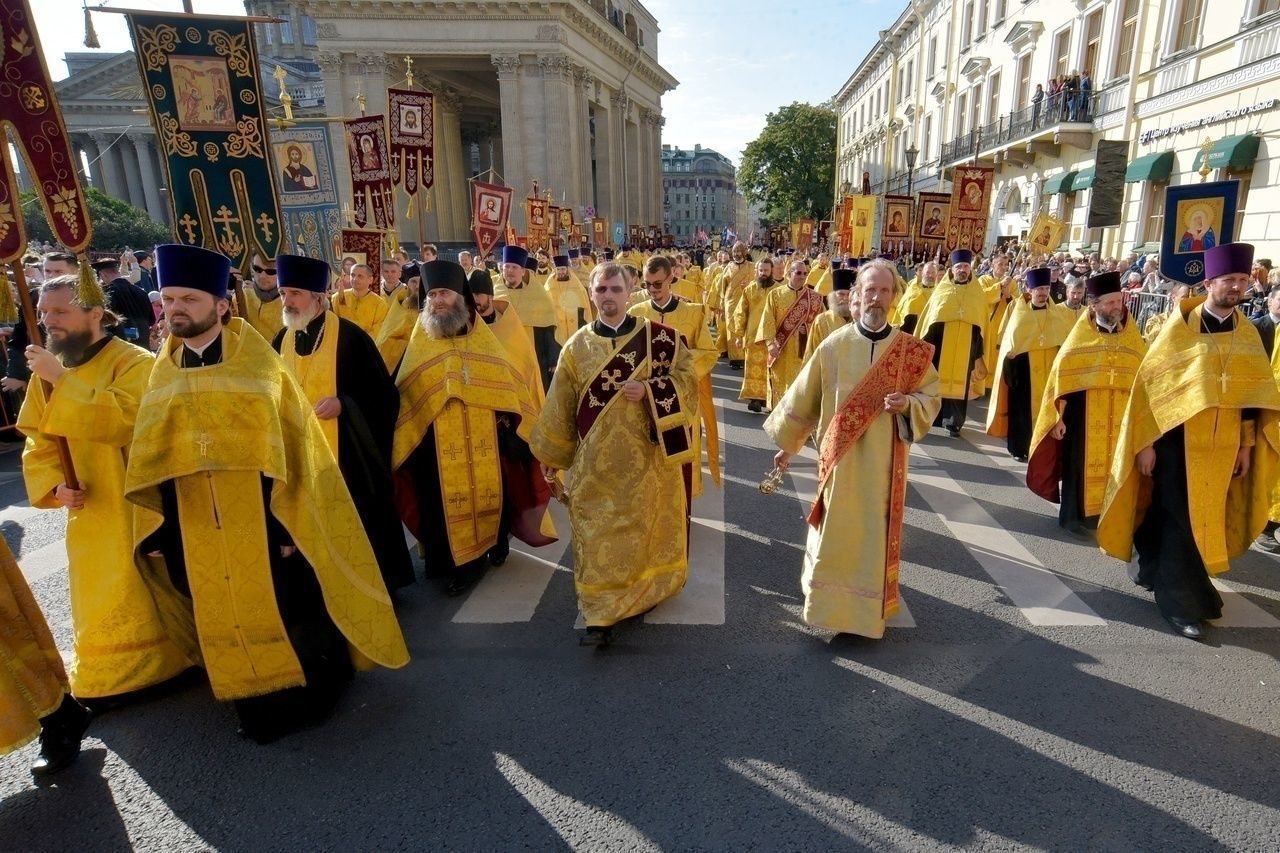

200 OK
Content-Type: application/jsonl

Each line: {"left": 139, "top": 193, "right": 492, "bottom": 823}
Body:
{"left": 833, "top": 303, "right": 853, "bottom": 321}
{"left": 422, "top": 300, "right": 470, "bottom": 338}
{"left": 282, "top": 303, "right": 322, "bottom": 331}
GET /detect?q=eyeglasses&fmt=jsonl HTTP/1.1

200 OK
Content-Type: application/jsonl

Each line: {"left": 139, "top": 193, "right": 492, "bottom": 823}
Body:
{"left": 252, "top": 265, "right": 277, "bottom": 275}
{"left": 594, "top": 285, "right": 627, "bottom": 294}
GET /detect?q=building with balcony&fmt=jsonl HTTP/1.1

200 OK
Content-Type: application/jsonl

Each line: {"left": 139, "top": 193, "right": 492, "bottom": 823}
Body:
{"left": 832, "top": 0, "right": 1280, "bottom": 259}
{"left": 661, "top": 144, "right": 742, "bottom": 244}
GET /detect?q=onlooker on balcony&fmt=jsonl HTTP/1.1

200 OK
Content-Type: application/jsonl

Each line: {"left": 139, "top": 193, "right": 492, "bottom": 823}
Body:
{"left": 1078, "top": 71, "right": 1093, "bottom": 121}
{"left": 1047, "top": 77, "right": 1061, "bottom": 119}
{"left": 1032, "top": 83, "right": 1044, "bottom": 128}
{"left": 1064, "top": 71, "right": 1081, "bottom": 121}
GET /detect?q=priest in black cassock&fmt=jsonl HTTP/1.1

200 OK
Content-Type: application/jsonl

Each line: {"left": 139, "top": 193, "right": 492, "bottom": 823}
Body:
{"left": 271, "top": 254, "right": 415, "bottom": 593}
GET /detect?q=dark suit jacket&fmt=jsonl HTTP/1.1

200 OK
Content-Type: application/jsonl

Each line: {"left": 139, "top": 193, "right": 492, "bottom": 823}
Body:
{"left": 1251, "top": 314, "right": 1276, "bottom": 360}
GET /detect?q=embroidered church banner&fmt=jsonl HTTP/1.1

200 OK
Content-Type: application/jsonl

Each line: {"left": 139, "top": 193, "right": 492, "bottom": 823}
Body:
{"left": 387, "top": 87, "right": 433, "bottom": 194}
{"left": 945, "top": 164, "right": 994, "bottom": 254}
{"left": 344, "top": 114, "right": 394, "bottom": 230}
{"left": 125, "top": 12, "right": 281, "bottom": 268}
{"left": 270, "top": 122, "right": 340, "bottom": 261}
{"left": 0, "top": 0, "right": 92, "bottom": 260}
{"left": 470, "top": 179, "right": 512, "bottom": 260}
{"left": 1161, "top": 180, "right": 1241, "bottom": 286}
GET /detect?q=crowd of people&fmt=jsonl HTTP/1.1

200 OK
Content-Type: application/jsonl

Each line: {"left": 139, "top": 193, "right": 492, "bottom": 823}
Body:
{"left": 2, "top": 230, "right": 1276, "bottom": 783}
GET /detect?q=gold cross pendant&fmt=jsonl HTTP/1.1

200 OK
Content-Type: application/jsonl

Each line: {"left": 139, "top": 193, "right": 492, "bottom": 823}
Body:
{"left": 1221, "top": 373, "right": 1229, "bottom": 393}
{"left": 196, "top": 432, "right": 213, "bottom": 457}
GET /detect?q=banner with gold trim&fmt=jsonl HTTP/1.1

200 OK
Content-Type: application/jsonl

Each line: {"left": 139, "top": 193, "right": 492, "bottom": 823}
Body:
{"left": 470, "top": 179, "right": 511, "bottom": 260}
{"left": 0, "top": 0, "right": 93, "bottom": 260}
{"left": 124, "top": 12, "right": 281, "bottom": 269}
{"left": 339, "top": 227, "right": 383, "bottom": 276}
{"left": 526, "top": 197, "right": 550, "bottom": 250}
{"left": 387, "top": 88, "right": 433, "bottom": 194}
{"left": 344, "top": 114, "right": 394, "bottom": 231}
{"left": 945, "top": 164, "right": 994, "bottom": 253}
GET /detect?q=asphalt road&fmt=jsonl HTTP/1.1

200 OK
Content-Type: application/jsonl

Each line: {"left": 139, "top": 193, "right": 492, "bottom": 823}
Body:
{"left": 1, "top": 363, "right": 1278, "bottom": 852}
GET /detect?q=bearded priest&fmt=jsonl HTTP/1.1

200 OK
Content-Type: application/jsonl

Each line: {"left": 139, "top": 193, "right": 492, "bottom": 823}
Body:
{"left": 272, "top": 254, "right": 415, "bottom": 593}
{"left": 126, "top": 245, "right": 409, "bottom": 743}
{"left": 393, "top": 260, "right": 554, "bottom": 595}
{"left": 765, "top": 260, "right": 940, "bottom": 639}
{"left": 914, "top": 250, "right": 990, "bottom": 436}
{"left": 761, "top": 259, "right": 828, "bottom": 408}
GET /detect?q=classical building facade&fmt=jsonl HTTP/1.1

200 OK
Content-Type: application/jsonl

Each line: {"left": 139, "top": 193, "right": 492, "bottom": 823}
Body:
{"left": 833, "top": 0, "right": 1280, "bottom": 259}
{"left": 660, "top": 144, "right": 742, "bottom": 243}
{"left": 49, "top": 0, "right": 674, "bottom": 246}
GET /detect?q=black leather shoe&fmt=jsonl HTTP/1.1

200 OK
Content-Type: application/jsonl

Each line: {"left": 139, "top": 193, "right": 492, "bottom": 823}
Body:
{"left": 730, "top": 360, "right": 743, "bottom": 370}
{"left": 444, "top": 574, "right": 480, "bottom": 597}
{"left": 946, "top": 426, "right": 961, "bottom": 438}
{"left": 1165, "top": 616, "right": 1204, "bottom": 640}
{"left": 31, "top": 697, "right": 92, "bottom": 777}
{"left": 1013, "top": 454, "right": 1029, "bottom": 463}
{"left": 488, "top": 543, "right": 510, "bottom": 566}
{"left": 579, "top": 627, "right": 612, "bottom": 647}
{"left": 747, "top": 400, "right": 763, "bottom": 413}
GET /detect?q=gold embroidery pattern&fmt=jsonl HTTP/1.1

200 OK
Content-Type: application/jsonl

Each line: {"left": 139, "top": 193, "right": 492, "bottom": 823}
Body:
{"left": 223, "top": 116, "right": 264, "bottom": 159}
{"left": 157, "top": 112, "right": 197, "bottom": 157}
{"left": 138, "top": 24, "right": 179, "bottom": 72}
{"left": 208, "top": 29, "right": 252, "bottom": 77}
{"left": 48, "top": 186, "right": 82, "bottom": 238}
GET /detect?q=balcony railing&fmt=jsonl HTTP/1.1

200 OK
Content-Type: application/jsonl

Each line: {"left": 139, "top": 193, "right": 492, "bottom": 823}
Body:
{"left": 940, "top": 91, "right": 1102, "bottom": 165}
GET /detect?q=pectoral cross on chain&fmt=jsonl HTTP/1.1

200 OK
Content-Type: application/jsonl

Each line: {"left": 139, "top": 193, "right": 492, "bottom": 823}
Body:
{"left": 1221, "top": 373, "right": 1229, "bottom": 393}
{"left": 196, "top": 432, "right": 213, "bottom": 457}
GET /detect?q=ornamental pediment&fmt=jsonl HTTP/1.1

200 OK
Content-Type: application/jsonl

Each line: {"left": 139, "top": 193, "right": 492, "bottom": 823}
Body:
{"left": 961, "top": 57, "right": 990, "bottom": 83}
{"left": 1004, "top": 21, "right": 1044, "bottom": 54}
{"left": 56, "top": 52, "right": 145, "bottom": 103}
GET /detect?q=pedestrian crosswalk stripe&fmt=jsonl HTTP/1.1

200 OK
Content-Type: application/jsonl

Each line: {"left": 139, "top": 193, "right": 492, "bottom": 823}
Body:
{"left": 911, "top": 445, "right": 1107, "bottom": 626}
{"left": 17, "top": 538, "right": 68, "bottom": 585}
{"left": 959, "top": 427, "right": 1025, "bottom": 470}
{"left": 451, "top": 501, "right": 571, "bottom": 624}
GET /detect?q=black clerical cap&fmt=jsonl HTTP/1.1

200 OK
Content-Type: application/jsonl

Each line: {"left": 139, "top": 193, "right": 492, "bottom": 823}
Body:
{"left": 832, "top": 269, "right": 856, "bottom": 291}
{"left": 501, "top": 245, "right": 529, "bottom": 267}
{"left": 1024, "top": 267, "right": 1051, "bottom": 289}
{"left": 420, "top": 260, "right": 468, "bottom": 295}
{"left": 949, "top": 249, "right": 974, "bottom": 265}
{"left": 276, "top": 254, "right": 329, "bottom": 293}
{"left": 469, "top": 270, "right": 494, "bottom": 297}
{"left": 1085, "top": 271, "right": 1122, "bottom": 298}
{"left": 155, "top": 244, "right": 230, "bottom": 299}
{"left": 553, "top": 255, "right": 569, "bottom": 268}
{"left": 401, "top": 262, "right": 420, "bottom": 282}
{"left": 523, "top": 256, "right": 538, "bottom": 271}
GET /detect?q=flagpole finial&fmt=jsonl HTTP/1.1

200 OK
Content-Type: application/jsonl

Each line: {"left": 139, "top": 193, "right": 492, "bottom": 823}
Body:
{"left": 83, "top": 3, "right": 99, "bottom": 48}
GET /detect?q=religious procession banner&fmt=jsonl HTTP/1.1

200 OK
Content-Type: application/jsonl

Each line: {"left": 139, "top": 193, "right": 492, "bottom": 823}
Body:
{"left": 835, "top": 196, "right": 853, "bottom": 255}
{"left": 526, "top": 197, "right": 550, "bottom": 249}
{"left": 882, "top": 196, "right": 913, "bottom": 253}
{"left": 796, "top": 219, "right": 815, "bottom": 250}
{"left": 269, "top": 122, "right": 340, "bottom": 260}
{"left": 125, "top": 11, "right": 281, "bottom": 268}
{"left": 945, "top": 164, "right": 994, "bottom": 253}
{"left": 916, "top": 191, "right": 951, "bottom": 248}
{"left": 1160, "top": 180, "right": 1241, "bottom": 285}
{"left": 0, "top": 0, "right": 93, "bottom": 260}
{"left": 387, "top": 88, "right": 433, "bottom": 196}
{"left": 591, "top": 217, "right": 607, "bottom": 247}
{"left": 470, "top": 179, "right": 511, "bottom": 260}
{"left": 344, "top": 115, "right": 394, "bottom": 230}
{"left": 1027, "top": 212, "right": 1067, "bottom": 254}
{"left": 849, "top": 196, "right": 877, "bottom": 256}
{"left": 340, "top": 228, "right": 383, "bottom": 275}
{"left": 557, "top": 207, "right": 574, "bottom": 235}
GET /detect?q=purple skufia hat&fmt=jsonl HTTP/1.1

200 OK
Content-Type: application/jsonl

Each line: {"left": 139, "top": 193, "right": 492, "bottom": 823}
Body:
{"left": 949, "top": 249, "right": 973, "bottom": 265}
{"left": 1203, "top": 243, "right": 1254, "bottom": 280}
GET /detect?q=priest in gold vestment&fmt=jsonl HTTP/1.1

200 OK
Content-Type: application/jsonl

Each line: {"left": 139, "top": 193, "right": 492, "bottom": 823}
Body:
{"left": 630, "top": 255, "right": 720, "bottom": 495}
{"left": 1, "top": 539, "right": 93, "bottom": 776}
{"left": 733, "top": 258, "right": 776, "bottom": 412}
{"left": 985, "top": 267, "right": 1077, "bottom": 461}
{"left": 915, "top": 250, "right": 990, "bottom": 436}
{"left": 332, "top": 263, "right": 390, "bottom": 339}
{"left": 495, "top": 246, "right": 560, "bottom": 389}
{"left": 804, "top": 269, "right": 858, "bottom": 361}
{"left": 532, "top": 262, "right": 697, "bottom": 647}
{"left": 764, "top": 260, "right": 941, "bottom": 638}
{"left": 712, "top": 243, "right": 755, "bottom": 367}
{"left": 127, "top": 245, "right": 409, "bottom": 742}
{"left": 1027, "top": 272, "right": 1146, "bottom": 534}
{"left": 761, "top": 260, "right": 827, "bottom": 409}
{"left": 19, "top": 275, "right": 191, "bottom": 701}
{"left": 977, "top": 253, "right": 1015, "bottom": 394}
{"left": 393, "top": 261, "right": 554, "bottom": 595}
{"left": 545, "top": 253, "right": 590, "bottom": 346}
{"left": 1098, "top": 243, "right": 1280, "bottom": 640}
{"left": 892, "top": 260, "right": 936, "bottom": 334}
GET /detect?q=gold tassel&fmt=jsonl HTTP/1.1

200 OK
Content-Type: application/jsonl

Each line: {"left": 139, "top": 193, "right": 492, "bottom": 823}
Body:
{"left": 75, "top": 255, "right": 107, "bottom": 308}
{"left": 0, "top": 268, "right": 17, "bottom": 325}
{"left": 405, "top": 196, "right": 415, "bottom": 221}
{"left": 83, "top": 5, "right": 100, "bottom": 49}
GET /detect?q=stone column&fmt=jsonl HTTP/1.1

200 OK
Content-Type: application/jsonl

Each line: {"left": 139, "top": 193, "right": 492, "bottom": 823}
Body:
{"left": 492, "top": 54, "right": 525, "bottom": 230}
{"left": 539, "top": 54, "right": 574, "bottom": 208}
{"left": 81, "top": 135, "right": 105, "bottom": 191}
{"left": 436, "top": 89, "right": 469, "bottom": 242}
{"left": 652, "top": 115, "right": 665, "bottom": 226}
{"left": 608, "top": 90, "right": 629, "bottom": 227}
{"left": 131, "top": 135, "right": 165, "bottom": 222}
{"left": 575, "top": 69, "right": 595, "bottom": 215}
{"left": 91, "top": 132, "right": 126, "bottom": 204}
{"left": 115, "top": 137, "right": 145, "bottom": 210}
{"left": 624, "top": 110, "right": 640, "bottom": 229}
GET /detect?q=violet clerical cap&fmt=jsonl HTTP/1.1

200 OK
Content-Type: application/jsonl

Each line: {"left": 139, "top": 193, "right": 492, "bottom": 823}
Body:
{"left": 949, "top": 249, "right": 974, "bottom": 266}
{"left": 275, "top": 254, "right": 330, "bottom": 293}
{"left": 1203, "top": 242, "right": 1254, "bottom": 280}
{"left": 1024, "top": 267, "right": 1052, "bottom": 289}
{"left": 832, "top": 269, "right": 856, "bottom": 291}
{"left": 501, "top": 245, "right": 529, "bottom": 267}
{"left": 1084, "top": 271, "right": 1122, "bottom": 298}
{"left": 155, "top": 244, "right": 230, "bottom": 299}
{"left": 553, "top": 255, "right": 570, "bottom": 268}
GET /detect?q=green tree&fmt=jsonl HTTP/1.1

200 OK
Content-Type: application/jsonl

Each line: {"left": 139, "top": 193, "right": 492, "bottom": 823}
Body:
{"left": 739, "top": 102, "right": 837, "bottom": 224}
{"left": 18, "top": 187, "right": 171, "bottom": 252}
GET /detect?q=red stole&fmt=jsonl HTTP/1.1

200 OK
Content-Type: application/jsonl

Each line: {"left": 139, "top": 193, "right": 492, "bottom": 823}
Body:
{"left": 769, "top": 288, "right": 826, "bottom": 367}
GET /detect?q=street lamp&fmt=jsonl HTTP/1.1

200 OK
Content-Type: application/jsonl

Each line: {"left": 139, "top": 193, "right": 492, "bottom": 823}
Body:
{"left": 904, "top": 145, "right": 919, "bottom": 258}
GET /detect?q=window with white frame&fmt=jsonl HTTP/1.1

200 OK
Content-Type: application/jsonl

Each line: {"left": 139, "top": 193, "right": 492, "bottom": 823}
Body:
{"left": 928, "top": 36, "right": 938, "bottom": 77}
{"left": 1083, "top": 8, "right": 1103, "bottom": 76}
{"left": 961, "top": 2, "right": 974, "bottom": 50}
{"left": 1172, "top": 0, "right": 1204, "bottom": 53}
{"left": 1112, "top": 0, "right": 1140, "bottom": 80}
{"left": 987, "top": 71, "right": 1001, "bottom": 124}
{"left": 1015, "top": 52, "right": 1031, "bottom": 110}
{"left": 1142, "top": 182, "right": 1166, "bottom": 243}
{"left": 1052, "top": 27, "right": 1071, "bottom": 80}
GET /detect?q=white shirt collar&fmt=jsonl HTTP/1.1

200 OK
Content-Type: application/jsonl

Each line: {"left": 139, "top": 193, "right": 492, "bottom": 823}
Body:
{"left": 1203, "top": 304, "right": 1233, "bottom": 323}
{"left": 599, "top": 315, "right": 628, "bottom": 332}
{"left": 858, "top": 318, "right": 889, "bottom": 335}
{"left": 184, "top": 335, "right": 218, "bottom": 356}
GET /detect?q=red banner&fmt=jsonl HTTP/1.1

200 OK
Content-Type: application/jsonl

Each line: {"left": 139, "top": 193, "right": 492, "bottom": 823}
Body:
{"left": 945, "top": 165, "right": 994, "bottom": 254}
{"left": 471, "top": 180, "right": 512, "bottom": 260}
{"left": 345, "top": 115, "right": 394, "bottom": 230}
{"left": 387, "top": 88, "right": 433, "bottom": 194}
{"left": 0, "top": 0, "right": 92, "bottom": 260}
{"left": 796, "top": 219, "right": 816, "bottom": 250}
{"left": 526, "top": 197, "right": 550, "bottom": 250}
{"left": 591, "top": 217, "right": 607, "bottom": 247}
{"left": 339, "top": 228, "right": 384, "bottom": 275}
